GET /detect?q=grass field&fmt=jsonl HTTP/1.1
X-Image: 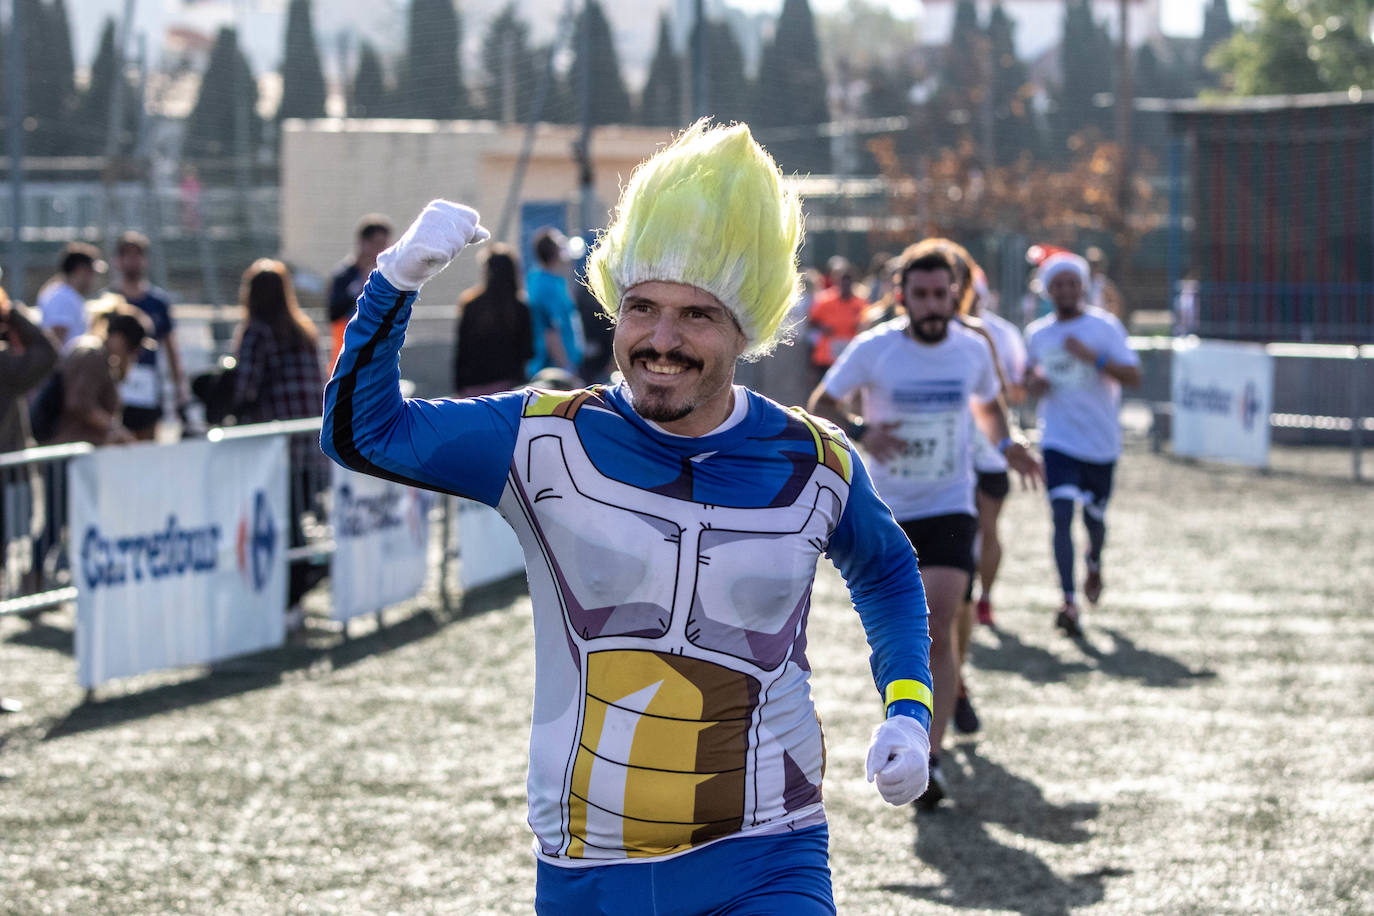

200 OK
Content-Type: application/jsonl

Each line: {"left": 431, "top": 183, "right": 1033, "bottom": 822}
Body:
{"left": 2, "top": 445, "right": 1372, "bottom": 915}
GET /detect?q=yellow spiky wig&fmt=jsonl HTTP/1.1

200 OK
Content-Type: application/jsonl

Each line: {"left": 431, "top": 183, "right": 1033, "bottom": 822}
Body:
{"left": 585, "top": 120, "right": 803, "bottom": 357}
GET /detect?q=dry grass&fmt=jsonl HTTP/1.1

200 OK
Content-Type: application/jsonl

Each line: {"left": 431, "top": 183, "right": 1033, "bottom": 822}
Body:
{"left": 2, "top": 445, "right": 1371, "bottom": 915}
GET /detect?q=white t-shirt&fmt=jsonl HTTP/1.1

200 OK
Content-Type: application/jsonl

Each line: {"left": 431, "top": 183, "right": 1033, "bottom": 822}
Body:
{"left": 969, "top": 312, "right": 1028, "bottom": 474}
{"left": 1024, "top": 306, "right": 1139, "bottom": 463}
{"left": 37, "top": 281, "right": 88, "bottom": 349}
{"left": 823, "top": 318, "right": 999, "bottom": 522}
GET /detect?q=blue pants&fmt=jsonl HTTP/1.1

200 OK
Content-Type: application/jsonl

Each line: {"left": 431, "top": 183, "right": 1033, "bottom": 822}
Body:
{"left": 1044, "top": 449, "right": 1116, "bottom": 600}
{"left": 534, "top": 824, "right": 835, "bottom": 916}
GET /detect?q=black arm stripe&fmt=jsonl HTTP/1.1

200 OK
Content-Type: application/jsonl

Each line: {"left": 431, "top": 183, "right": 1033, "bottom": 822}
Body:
{"left": 329, "top": 291, "right": 463, "bottom": 497}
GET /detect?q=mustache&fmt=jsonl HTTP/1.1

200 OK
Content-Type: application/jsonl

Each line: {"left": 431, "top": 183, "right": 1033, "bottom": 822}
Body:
{"left": 910, "top": 313, "right": 950, "bottom": 326}
{"left": 630, "top": 347, "right": 703, "bottom": 372}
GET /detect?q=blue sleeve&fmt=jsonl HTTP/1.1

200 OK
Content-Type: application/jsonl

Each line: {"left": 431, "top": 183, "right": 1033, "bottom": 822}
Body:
{"left": 825, "top": 450, "right": 932, "bottom": 731}
{"left": 554, "top": 283, "right": 584, "bottom": 368}
{"left": 321, "top": 270, "right": 522, "bottom": 506}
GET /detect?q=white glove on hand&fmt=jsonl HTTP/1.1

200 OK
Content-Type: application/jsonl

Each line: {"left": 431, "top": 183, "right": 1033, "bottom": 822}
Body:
{"left": 376, "top": 200, "right": 490, "bottom": 291}
{"left": 865, "top": 715, "right": 931, "bottom": 806}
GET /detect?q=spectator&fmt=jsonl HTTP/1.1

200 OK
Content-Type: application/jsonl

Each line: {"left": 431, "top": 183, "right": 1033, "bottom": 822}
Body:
{"left": 452, "top": 243, "right": 534, "bottom": 397}
{"left": 525, "top": 227, "right": 583, "bottom": 376}
{"left": 0, "top": 286, "right": 58, "bottom": 603}
{"left": 0, "top": 288, "right": 58, "bottom": 454}
{"left": 37, "top": 242, "right": 106, "bottom": 349}
{"left": 807, "top": 256, "right": 867, "bottom": 381}
{"left": 51, "top": 296, "right": 146, "bottom": 446}
{"left": 328, "top": 214, "right": 393, "bottom": 370}
{"left": 232, "top": 259, "right": 326, "bottom": 624}
{"left": 108, "top": 231, "right": 186, "bottom": 441}
{"left": 1085, "top": 246, "right": 1126, "bottom": 319}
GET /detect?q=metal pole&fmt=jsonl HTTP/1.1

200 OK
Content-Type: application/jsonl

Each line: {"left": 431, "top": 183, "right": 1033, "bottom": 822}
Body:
{"left": 103, "top": 0, "right": 136, "bottom": 253}
{"left": 1353, "top": 350, "right": 1364, "bottom": 482}
{"left": 692, "top": 0, "right": 706, "bottom": 119}
{"left": 576, "top": 0, "right": 594, "bottom": 239}
{"left": 7, "top": 0, "right": 27, "bottom": 300}
{"left": 134, "top": 33, "right": 170, "bottom": 291}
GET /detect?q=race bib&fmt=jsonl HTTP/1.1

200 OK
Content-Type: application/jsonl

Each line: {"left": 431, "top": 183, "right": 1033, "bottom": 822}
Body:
{"left": 1041, "top": 347, "right": 1097, "bottom": 391}
{"left": 885, "top": 412, "right": 960, "bottom": 482}
{"left": 119, "top": 363, "right": 160, "bottom": 408}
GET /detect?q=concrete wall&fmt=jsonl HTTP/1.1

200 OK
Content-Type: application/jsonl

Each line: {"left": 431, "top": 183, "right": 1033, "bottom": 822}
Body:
{"left": 280, "top": 119, "right": 673, "bottom": 317}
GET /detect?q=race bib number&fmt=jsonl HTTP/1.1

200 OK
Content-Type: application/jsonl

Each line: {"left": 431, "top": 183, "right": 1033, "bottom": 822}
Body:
{"left": 886, "top": 412, "right": 960, "bottom": 482}
{"left": 1041, "top": 347, "right": 1096, "bottom": 390}
{"left": 119, "top": 363, "right": 160, "bottom": 408}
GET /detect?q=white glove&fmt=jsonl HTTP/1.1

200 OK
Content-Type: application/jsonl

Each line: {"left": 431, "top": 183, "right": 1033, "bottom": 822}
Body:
{"left": 865, "top": 715, "right": 931, "bottom": 806}
{"left": 376, "top": 200, "right": 490, "bottom": 291}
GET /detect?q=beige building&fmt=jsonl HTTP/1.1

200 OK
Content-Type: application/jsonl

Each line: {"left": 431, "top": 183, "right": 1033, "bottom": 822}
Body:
{"left": 280, "top": 119, "right": 674, "bottom": 312}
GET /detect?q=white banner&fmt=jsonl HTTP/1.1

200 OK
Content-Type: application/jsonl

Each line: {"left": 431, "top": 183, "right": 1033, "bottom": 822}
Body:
{"left": 329, "top": 465, "right": 432, "bottom": 623}
{"left": 1171, "top": 339, "right": 1273, "bottom": 468}
{"left": 458, "top": 500, "right": 525, "bottom": 591}
{"left": 71, "top": 437, "right": 288, "bottom": 689}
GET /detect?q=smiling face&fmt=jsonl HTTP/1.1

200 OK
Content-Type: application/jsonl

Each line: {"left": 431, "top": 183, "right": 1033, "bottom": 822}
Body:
{"left": 612, "top": 281, "right": 748, "bottom": 437}
{"left": 902, "top": 267, "right": 956, "bottom": 343}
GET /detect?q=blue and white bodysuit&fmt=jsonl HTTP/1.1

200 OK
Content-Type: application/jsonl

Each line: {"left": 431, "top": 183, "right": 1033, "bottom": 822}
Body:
{"left": 322, "top": 272, "right": 933, "bottom": 869}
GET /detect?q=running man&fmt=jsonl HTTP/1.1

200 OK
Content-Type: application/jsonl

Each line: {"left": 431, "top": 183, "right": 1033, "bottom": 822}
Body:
{"left": 962, "top": 267, "right": 1028, "bottom": 627}
{"left": 1023, "top": 252, "right": 1141, "bottom": 637}
{"left": 323, "top": 122, "right": 934, "bottom": 914}
{"left": 808, "top": 244, "right": 1042, "bottom": 811}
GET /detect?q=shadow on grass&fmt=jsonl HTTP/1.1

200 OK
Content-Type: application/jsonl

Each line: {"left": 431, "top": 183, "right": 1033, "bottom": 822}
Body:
{"left": 3, "top": 616, "right": 75, "bottom": 656}
{"left": 1079, "top": 627, "right": 1216, "bottom": 688}
{"left": 970, "top": 628, "right": 1094, "bottom": 684}
{"left": 881, "top": 745, "right": 1124, "bottom": 915}
{"left": 39, "top": 574, "right": 528, "bottom": 742}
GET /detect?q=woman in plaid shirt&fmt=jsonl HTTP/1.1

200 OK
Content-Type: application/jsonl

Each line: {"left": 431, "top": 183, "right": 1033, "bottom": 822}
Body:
{"left": 232, "top": 259, "right": 326, "bottom": 621}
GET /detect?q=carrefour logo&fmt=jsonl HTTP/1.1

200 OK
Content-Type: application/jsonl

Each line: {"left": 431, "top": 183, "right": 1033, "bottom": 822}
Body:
{"left": 335, "top": 483, "right": 405, "bottom": 538}
{"left": 81, "top": 517, "right": 221, "bottom": 590}
{"left": 236, "top": 490, "right": 277, "bottom": 592}
{"left": 1179, "top": 379, "right": 1264, "bottom": 432}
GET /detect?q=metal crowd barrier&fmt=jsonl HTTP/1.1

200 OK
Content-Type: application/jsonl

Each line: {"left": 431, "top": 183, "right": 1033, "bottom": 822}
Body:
{"left": 1127, "top": 337, "right": 1372, "bottom": 481}
{"left": 2, "top": 418, "right": 469, "bottom": 626}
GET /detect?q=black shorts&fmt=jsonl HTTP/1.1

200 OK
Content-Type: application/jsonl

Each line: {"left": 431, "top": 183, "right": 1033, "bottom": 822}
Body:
{"left": 122, "top": 405, "right": 162, "bottom": 433}
{"left": 976, "top": 470, "right": 1010, "bottom": 501}
{"left": 898, "top": 513, "right": 978, "bottom": 576}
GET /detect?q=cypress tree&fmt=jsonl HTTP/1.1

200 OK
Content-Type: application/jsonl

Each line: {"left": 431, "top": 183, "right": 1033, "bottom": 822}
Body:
{"left": 479, "top": 3, "right": 538, "bottom": 122}
{"left": 751, "top": 0, "right": 831, "bottom": 174}
{"left": 396, "top": 0, "right": 467, "bottom": 119}
{"left": 692, "top": 18, "right": 751, "bottom": 126}
{"left": 637, "top": 14, "right": 680, "bottom": 127}
{"left": 76, "top": 17, "right": 139, "bottom": 156}
{"left": 930, "top": 0, "right": 983, "bottom": 152}
{"left": 1052, "top": 0, "right": 1114, "bottom": 158}
{"left": 1197, "top": 0, "right": 1234, "bottom": 88}
{"left": 185, "top": 27, "right": 261, "bottom": 176}
{"left": 987, "top": 2, "right": 1038, "bottom": 164}
{"left": 278, "top": 0, "right": 327, "bottom": 121}
{"left": 570, "top": 0, "right": 632, "bottom": 126}
{"left": 351, "top": 41, "right": 390, "bottom": 118}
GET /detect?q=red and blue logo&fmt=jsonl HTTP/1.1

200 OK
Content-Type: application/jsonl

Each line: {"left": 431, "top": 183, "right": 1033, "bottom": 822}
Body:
{"left": 236, "top": 490, "right": 277, "bottom": 592}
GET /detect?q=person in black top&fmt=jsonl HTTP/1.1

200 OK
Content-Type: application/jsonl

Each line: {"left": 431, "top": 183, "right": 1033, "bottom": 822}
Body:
{"left": 327, "top": 214, "right": 393, "bottom": 370}
{"left": 452, "top": 243, "right": 534, "bottom": 397}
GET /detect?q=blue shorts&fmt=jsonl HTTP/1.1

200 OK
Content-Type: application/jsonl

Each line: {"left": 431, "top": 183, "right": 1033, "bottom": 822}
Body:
{"left": 1044, "top": 448, "right": 1116, "bottom": 511}
{"left": 534, "top": 824, "right": 836, "bottom": 916}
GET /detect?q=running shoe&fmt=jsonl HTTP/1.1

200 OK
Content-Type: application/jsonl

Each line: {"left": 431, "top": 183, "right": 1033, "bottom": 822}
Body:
{"left": 953, "top": 691, "right": 981, "bottom": 734}
{"left": 1055, "top": 602, "right": 1083, "bottom": 638}
{"left": 915, "top": 755, "right": 948, "bottom": 811}
{"left": 1084, "top": 562, "right": 1103, "bottom": 605}
{"left": 975, "top": 597, "right": 994, "bottom": 626}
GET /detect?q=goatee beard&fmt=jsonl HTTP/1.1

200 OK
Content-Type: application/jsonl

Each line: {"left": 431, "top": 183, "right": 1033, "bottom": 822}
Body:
{"left": 911, "top": 316, "right": 949, "bottom": 343}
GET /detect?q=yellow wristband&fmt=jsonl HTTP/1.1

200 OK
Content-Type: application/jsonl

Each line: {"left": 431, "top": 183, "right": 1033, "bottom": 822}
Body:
{"left": 884, "top": 679, "right": 933, "bottom": 714}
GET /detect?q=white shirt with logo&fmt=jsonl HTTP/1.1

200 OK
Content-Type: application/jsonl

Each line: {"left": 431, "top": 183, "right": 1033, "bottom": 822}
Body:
{"left": 1024, "top": 306, "right": 1139, "bottom": 463}
{"left": 823, "top": 317, "right": 999, "bottom": 522}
